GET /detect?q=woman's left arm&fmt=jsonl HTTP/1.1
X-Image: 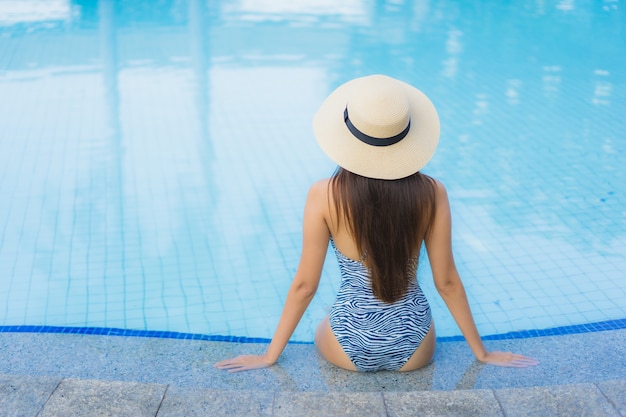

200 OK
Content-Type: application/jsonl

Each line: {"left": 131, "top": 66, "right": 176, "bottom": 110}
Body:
{"left": 215, "top": 181, "right": 330, "bottom": 372}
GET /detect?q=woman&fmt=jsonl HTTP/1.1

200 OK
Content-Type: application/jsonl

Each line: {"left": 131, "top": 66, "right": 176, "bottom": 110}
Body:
{"left": 215, "top": 75, "right": 538, "bottom": 372}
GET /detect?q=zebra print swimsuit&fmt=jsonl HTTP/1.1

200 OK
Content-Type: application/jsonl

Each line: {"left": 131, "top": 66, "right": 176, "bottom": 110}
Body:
{"left": 329, "top": 237, "right": 432, "bottom": 372}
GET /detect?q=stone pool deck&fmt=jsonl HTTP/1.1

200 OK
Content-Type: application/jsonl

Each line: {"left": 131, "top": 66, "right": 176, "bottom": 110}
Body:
{"left": 0, "top": 329, "right": 624, "bottom": 416}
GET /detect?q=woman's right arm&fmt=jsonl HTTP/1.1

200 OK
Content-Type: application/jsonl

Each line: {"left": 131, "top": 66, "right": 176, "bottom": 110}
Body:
{"left": 425, "top": 180, "right": 538, "bottom": 367}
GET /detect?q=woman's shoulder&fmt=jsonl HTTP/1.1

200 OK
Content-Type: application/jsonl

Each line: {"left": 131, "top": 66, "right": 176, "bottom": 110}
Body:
{"left": 304, "top": 178, "right": 332, "bottom": 206}
{"left": 424, "top": 175, "right": 447, "bottom": 196}
{"left": 303, "top": 179, "right": 333, "bottom": 224}
{"left": 308, "top": 177, "right": 332, "bottom": 195}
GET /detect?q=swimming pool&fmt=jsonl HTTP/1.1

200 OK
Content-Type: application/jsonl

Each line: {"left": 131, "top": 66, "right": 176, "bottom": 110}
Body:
{"left": 0, "top": 0, "right": 624, "bottom": 343}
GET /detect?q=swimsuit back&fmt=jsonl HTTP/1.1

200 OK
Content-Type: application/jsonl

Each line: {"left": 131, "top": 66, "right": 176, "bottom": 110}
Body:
{"left": 328, "top": 237, "right": 432, "bottom": 372}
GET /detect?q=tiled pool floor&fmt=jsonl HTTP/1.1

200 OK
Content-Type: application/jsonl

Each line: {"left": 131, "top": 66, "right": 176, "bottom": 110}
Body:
{"left": 0, "top": 330, "right": 625, "bottom": 416}
{"left": 2, "top": 0, "right": 625, "bottom": 344}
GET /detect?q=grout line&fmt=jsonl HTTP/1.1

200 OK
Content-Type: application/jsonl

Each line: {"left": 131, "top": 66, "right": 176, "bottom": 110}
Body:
{"left": 593, "top": 382, "right": 621, "bottom": 417}
{"left": 153, "top": 384, "right": 170, "bottom": 417}
{"left": 491, "top": 389, "right": 508, "bottom": 417}
{"left": 35, "top": 377, "right": 63, "bottom": 417}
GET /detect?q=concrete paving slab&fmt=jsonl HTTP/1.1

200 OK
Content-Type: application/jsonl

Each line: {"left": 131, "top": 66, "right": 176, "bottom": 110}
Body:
{"left": 384, "top": 389, "right": 503, "bottom": 417}
{"left": 1, "top": 330, "right": 624, "bottom": 392}
{"left": 0, "top": 372, "right": 624, "bottom": 417}
{"left": 0, "top": 374, "right": 60, "bottom": 417}
{"left": 273, "top": 392, "right": 386, "bottom": 417}
{"left": 38, "top": 378, "right": 166, "bottom": 417}
{"left": 0, "top": 331, "right": 624, "bottom": 417}
{"left": 157, "top": 387, "right": 273, "bottom": 417}
{"left": 597, "top": 380, "right": 626, "bottom": 417}
{"left": 494, "top": 383, "right": 621, "bottom": 417}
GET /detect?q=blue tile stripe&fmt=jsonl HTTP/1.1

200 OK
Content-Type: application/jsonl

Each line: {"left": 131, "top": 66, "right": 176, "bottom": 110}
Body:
{"left": 1, "top": 318, "right": 625, "bottom": 344}
{"left": 437, "top": 318, "right": 626, "bottom": 342}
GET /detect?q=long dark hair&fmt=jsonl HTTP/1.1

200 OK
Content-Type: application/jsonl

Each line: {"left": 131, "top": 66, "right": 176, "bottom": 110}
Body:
{"left": 330, "top": 168, "right": 437, "bottom": 303}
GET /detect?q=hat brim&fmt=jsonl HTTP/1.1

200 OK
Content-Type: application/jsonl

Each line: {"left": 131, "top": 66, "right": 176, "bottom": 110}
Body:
{"left": 313, "top": 75, "right": 440, "bottom": 180}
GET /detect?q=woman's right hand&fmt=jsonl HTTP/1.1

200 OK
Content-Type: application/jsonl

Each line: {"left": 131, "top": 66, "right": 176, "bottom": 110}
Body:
{"left": 478, "top": 351, "right": 539, "bottom": 367}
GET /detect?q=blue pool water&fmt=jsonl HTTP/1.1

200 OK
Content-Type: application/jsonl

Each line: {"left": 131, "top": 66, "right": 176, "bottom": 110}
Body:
{"left": 0, "top": 0, "right": 624, "bottom": 343}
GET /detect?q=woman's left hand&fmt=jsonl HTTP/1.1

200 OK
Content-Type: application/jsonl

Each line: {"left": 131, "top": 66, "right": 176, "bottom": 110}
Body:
{"left": 479, "top": 351, "right": 539, "bottom": 367}
{"left": 214, "top": 355, "right": 274, "bottom": 372}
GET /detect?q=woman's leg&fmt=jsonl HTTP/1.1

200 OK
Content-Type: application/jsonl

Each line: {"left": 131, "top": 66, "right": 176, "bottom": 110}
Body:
{"left": 398, "top": 323, "right": 436, "bottom": 372}
{"left": 314, "top": 316, "right": 357, "bottom": 371}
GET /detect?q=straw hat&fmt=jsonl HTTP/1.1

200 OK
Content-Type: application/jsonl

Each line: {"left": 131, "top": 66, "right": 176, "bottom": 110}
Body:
{"left": 313, "top": 74, "right": 440, "bottom": 180}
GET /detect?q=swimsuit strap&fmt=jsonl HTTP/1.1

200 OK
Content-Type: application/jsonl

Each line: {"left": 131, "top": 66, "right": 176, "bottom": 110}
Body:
{"left": 329, "top": 236, "right": 366, "bottom": 263}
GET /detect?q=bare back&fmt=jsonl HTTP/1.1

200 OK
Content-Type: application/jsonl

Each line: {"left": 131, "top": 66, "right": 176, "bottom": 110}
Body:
{"left": 318, "top": 178, "right": 363, "bottom": 262}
